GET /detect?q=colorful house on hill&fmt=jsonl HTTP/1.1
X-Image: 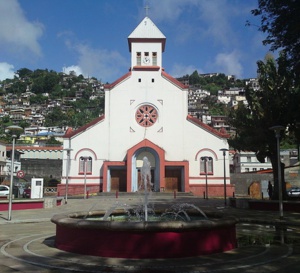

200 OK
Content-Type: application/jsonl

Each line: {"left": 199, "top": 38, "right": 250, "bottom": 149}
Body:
{"left": 60, "top": 17, "right": 232, "bottom": 196}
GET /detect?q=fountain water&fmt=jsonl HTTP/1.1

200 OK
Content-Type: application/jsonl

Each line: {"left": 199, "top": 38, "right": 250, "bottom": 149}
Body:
{"left": 51, "top": 156, "right": 237, "bottom": 258}
{"left": 140, "top": 156, "right": 152, "bottom": 221}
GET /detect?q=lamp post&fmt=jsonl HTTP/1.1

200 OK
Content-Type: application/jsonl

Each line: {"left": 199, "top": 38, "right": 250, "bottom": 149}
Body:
{"left": 64, "top": 148, "right": 72, "bottom": 204}
{"left": 220, "top": 148, "right": 229, "bottom": 206}
{"left": 201, "top": 156, "right": 209, "bottom": 199}
{"left": 269, "top": 125, "right": 285, "bottom": 220}
{"left": 81, "top": 156, "right": 89, "bottom": 199}
{"left": 6, "top": 125, "right": 23, "bottom": 221}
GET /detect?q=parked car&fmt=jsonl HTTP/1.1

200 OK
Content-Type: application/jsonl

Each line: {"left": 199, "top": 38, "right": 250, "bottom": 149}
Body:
{"left": 287, "top": 187, "right": 300, "bottom": 197}
{"left": 0, "top": 185, "right": 9, "bottom": 196}
{"left": 23, "top": 188, "right": 31, "bottom": 198}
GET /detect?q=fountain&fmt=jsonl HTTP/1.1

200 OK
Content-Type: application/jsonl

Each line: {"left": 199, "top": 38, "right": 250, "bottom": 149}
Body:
{"left": 51, "top": 156, "right": 237, "bottom": 259}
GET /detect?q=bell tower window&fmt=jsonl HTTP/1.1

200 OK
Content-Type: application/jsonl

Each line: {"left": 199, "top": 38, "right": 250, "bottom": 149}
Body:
{"left": 152, "top": 52, "right": 157, "bottom": 66}
{"left": 136, "top": 52, "right": 141, "bottom": 65}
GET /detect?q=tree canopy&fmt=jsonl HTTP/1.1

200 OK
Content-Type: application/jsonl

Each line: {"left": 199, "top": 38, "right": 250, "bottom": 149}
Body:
{"left": 252, "top": 0, "right": 300, "bottom": 79}
{"left": 228, "top": 53, "right": 300, "bottom": 199}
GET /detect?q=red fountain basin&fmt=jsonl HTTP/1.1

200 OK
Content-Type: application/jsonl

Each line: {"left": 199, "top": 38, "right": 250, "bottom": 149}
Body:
{"left": 51, "top": 210, "right": 237, "bottom": 259}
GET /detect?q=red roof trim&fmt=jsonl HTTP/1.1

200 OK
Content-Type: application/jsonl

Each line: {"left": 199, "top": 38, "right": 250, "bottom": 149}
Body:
{"left": 64, "top": 115, "right": 105, "bottom": 138}
{"left": 187, "top": 115, "right": 230, "bottom": 138}
{"left": 132, "top": 66, "right": 160, "bottom": 71}
{"left": 161, "top": 71, "right": 189, "bottom": 89}
{"left": 7, "top": 146, "right": 63, "bottom": 151}
{"left": 104, "top": 71, "right": 131, "bottom": 90}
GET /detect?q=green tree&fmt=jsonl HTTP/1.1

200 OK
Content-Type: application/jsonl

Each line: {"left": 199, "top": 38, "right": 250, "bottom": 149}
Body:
{"left": 228, "top": 53, "right": 298, "bottom": 200}
{"left": 189, "top": 70, "right": 201, "bottom": 85}
{"left": 252, "top": 0, "right": 300, "bottom": 79}
{"left": 16, "top": 68, "right": 32, "bottom": 79}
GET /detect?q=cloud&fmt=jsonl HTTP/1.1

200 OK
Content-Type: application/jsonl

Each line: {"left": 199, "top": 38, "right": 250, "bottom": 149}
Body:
{"left": 60, "top": 33, "right": 128, "bottom": 82}
{"left": 0, "top": 0, "right": 44, "bottom": 57}
{"left": 170, "top": 63, "right": 203, "bottom": 78}
{"left": 212, "top": 51, "right": 243, "bottom": 78}
{"left": 62, "top": 65, "right": 83, "bottom": 76}
{"left": 0, "top": 62, "right": 15, "bottom": 81}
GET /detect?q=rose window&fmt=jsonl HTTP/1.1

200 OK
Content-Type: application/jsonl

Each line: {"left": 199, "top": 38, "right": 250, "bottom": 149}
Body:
{"left": 135, "top": 105, "right": 158, "bottom": 127}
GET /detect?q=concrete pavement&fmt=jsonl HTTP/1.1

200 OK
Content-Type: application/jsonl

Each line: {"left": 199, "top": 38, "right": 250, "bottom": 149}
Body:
{"left": 0, "top": 195, "right": 300, "bottom": 272}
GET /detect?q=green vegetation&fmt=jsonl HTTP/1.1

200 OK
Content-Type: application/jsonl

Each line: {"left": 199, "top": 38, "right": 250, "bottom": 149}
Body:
{"left": 0, "top": 68, "right": 104, "bottom": 139}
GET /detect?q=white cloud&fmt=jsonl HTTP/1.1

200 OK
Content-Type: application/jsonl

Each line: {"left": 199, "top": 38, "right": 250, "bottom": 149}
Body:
{"left": 62, "top": 65, "right": 84, "bottom": 77}
{"left": 0, "top": 62, "right": 15, "bottom": 80}
{"left": 60, "top": 34, "right": 128, "bottom": 82}
{"left": 212, "top": 51, "right": 243, "bottom": 78}
{"left": 170, "top": 63, "right": 203, "bottom": 78}
{"left": 0, "top": 0, "right": 44, "bottom": 57}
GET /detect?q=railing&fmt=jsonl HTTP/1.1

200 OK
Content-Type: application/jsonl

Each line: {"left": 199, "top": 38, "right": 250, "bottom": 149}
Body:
{"left": 44, "top": 187, "right": 57, "bottom": 196}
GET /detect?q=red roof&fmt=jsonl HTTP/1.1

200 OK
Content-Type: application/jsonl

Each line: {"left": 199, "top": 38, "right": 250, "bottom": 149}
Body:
{"left": 187, "top": 115, "right": 229, "bottom": 138}
{"left": 104, "top": 71, "right": 131, "bottom": 90}
{"left": 64, "top": 115, "right": 105, "bottom": 138}
{"left": 161, "top": 70, "right": 189, "bottom": 89}
{"left": 7, "top": 146, "right": 63, "bottom": 151}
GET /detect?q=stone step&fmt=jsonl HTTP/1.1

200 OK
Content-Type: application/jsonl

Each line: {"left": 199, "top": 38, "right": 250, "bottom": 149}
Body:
{"left": 96, "top": 191, "right": 195, "bottom": 197}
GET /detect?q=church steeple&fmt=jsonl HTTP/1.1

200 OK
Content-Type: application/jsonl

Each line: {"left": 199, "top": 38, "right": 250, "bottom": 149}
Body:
{"left": 128, "top": 17, "right": 166, "bottom": 70}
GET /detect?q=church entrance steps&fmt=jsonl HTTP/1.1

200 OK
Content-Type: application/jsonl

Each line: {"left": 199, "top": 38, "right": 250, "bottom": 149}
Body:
{"left": 96, "top": 191, "right": 194, "bottom": 198}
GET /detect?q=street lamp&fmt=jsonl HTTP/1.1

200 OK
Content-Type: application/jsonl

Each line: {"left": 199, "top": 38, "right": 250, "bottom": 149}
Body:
{"left": 6, "top": 125, "right": 23, "bottom": 221}
{"left": 269, "top": 125, "right": 285, "bottom": 220}
{"left": 201, "top": 156, "right": 209, "bottom": 199}
{"left": 220, "top": 148, "right": 229, "bottom": 206}
{"left": 81, "top": 156, "right": 90, "bottom": 199}
{"left": 64, "top": 148, "right": 72, "bottom": 204}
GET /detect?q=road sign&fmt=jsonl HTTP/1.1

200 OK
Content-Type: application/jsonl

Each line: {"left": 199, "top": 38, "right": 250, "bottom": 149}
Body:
{"left": 17, "top": 170, "right": 25, "bottom": 178}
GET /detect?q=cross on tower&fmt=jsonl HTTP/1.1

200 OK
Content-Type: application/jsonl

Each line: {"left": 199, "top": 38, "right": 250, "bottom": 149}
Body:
{"left": 144, "top": 4, "right": 150, "bottom": 17}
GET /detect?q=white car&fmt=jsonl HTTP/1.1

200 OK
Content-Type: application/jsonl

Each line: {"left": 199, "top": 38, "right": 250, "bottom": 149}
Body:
{"left": 0, "top": 185, "right": 9, "bottom": 196}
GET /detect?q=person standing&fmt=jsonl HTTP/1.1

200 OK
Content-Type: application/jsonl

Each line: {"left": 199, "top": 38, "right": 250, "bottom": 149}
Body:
{"left": 267, "top": 181, "right": 273, "bottom": 200}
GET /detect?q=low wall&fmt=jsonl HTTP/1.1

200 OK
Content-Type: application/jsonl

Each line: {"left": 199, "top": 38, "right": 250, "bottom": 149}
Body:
{"left": 57, "top": 184, "right": 101, "bottom": 197}
{"left": 229, "top": 197, "right": 300, "bottom": 212}
{"left": 0, "top": 197, "right": 63, "bottom": 211}
{"left": 189, "top": 184, "right": 235, "bottom": 198}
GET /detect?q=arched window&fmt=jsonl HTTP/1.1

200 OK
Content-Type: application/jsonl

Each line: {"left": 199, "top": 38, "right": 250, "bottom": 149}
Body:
{"left": 79, "top": 156, "right": 92, "bottom": 174}
{"left": 200, "top": 157, "right": 213, "bottom": 175}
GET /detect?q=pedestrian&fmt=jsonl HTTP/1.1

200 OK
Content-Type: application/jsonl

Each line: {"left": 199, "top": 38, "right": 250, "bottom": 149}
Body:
{"left": 267, "top": 181, "right": 273, "bottom": 200}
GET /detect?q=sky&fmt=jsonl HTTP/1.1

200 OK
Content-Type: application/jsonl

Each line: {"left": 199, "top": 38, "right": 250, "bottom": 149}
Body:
{"left": 0, "top": 0, "right": 271, "bottom": 83}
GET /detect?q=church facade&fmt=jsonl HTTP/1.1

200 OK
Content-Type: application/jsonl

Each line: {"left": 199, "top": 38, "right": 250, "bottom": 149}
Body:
{"left": 60, "top": 17, "right": 232, "bottom": 196}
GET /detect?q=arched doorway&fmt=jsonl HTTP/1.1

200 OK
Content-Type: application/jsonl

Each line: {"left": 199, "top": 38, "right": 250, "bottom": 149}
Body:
{"left": 131, "top": 148, "right": 160, "bottom": 192}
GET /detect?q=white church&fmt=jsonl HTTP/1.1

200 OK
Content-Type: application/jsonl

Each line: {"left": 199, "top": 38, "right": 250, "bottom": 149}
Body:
{"left": 60, "top": 16, "right": 232, "bottom": 197}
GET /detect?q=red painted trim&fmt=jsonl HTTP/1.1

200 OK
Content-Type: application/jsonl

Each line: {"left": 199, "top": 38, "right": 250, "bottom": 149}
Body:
{"left": 132, "top": 66, "right": 160, "bottom": 71}
{"left": 54, "top": 221, "right": 237, "bottom": 258}
{"left": 161, "top": 71, "right": 189, "bottom": 89}
{"left": 103, "top": 161, "right": 126, "bottom": 192}
{"left": 74, "top": 148, "right": 98, "bottom": 160}
{"left": 187, "top": 115, "right": 230, "bottom": 138}
{"left": 10, "top": 146, "right": 63, "bottom": 151}
{"left": 126, "top": 139, "right": 166, "bottom": 192}
{"left": 0, "top": 201, "right": 44, "bottom": 211}
{"left": 100, "top": 139, "right": 191, "bottom": 193}
{"left": 104, "top": 71, "right": 131, "bottom": 90}
{"left": 195, "top": 148, "right": 218, "bottom": 161}
{"left": 64, "top": 115, "right": 105, "bottom": 138}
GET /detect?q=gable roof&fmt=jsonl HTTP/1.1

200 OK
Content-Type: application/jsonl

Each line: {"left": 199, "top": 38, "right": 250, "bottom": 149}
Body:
{"left": 128, "top": 17, "right": 166, "bottom": 52}
{"left": 64, "top": 115, "right": 105, "bottom": 138}
{"left": 104, "top": 71, "right": 131, "bottom": 90}
{"left": 187, "top": 115, "right": 230, "bottom": 139}
{"left": 161, "top": 70, "right": 189, "bottom": 89}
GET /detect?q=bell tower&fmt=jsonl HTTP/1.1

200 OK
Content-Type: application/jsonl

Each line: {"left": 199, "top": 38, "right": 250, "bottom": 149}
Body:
{"left": 128, "top": 17, "right": 166, "bottom": 71}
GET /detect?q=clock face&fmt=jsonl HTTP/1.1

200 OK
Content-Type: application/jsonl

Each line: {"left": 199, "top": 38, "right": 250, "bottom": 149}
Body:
{"left": 135, "top": 105, "right": 158, "bottom": 127}
{"left": 143, "top": 56, "right": 150, "bottom": 64}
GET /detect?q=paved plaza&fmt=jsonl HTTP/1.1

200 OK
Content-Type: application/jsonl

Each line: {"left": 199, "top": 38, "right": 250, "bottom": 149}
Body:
{"left": 1, "top": 194, "right": 300, "bottom": 272}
